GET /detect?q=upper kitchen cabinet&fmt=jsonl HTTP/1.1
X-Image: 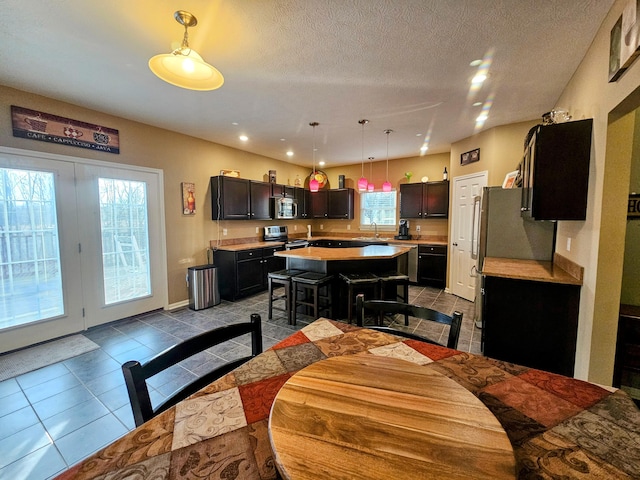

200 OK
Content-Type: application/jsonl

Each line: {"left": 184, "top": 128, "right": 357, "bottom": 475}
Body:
{"left": 328, "top": 188, "right": 354, "bottom": 219}
{"left": 294, "top": 187, "right": 311, "bottom": 219}
{"left": 521, "top": 119, "right": 593, "bottom": 221}
{"left": 272, "top": 184, "right": 296, "bottom": 198}
{"left": 399, "top": 181, "right": 449, "bottom": 219}
{"left": 309, "top": 188, "right": 354, "bottom": 219}
{"left": 210, "top": 176, "right": 271, "bottom": 220}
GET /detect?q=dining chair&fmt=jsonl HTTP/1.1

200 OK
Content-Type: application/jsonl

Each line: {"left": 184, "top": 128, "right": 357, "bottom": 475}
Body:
{"left": 355, "top": 293, "right": 462, "bottom": 349}
{"left": 122, "top": 314, "right": 263, "bottom": 427}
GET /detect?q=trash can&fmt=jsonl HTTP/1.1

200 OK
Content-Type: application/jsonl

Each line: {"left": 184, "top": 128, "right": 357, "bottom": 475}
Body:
{"left": 187, "top": 265, "right": 220, "bottom": 310}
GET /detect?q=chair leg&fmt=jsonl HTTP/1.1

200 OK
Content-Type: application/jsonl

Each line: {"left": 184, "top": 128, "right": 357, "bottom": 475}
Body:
{"left": 268, "top": 277, "right": 274, "bottom": 320}
{"left": 402, "top": 282, "right": 409, "bottom": 326}
{"left": 291, "top": 282, "right": 298, "bottom": 326}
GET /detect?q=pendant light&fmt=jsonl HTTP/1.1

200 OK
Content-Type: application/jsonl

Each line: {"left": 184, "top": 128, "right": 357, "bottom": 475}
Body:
{"left": 367, "top": 157, "right": 375, "bottom": 191}
{"left": 357, "top": 119, "right": 369, "bottom": 192}
{"left": 309, "top": 122, "right": 319, "bottom": 192}
{"left": 383, "top": 129, "right": 393, "bottom": 192}
{"left": 149, "top": 11, "right": 224, "bottom": 91}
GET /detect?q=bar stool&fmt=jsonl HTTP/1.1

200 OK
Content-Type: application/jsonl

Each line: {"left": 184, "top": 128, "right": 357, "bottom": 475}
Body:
{"left": 291, "top": 272, "right": 334, "bottom": 324}
{"left": 268, "top": 269, "right": 304, "bottom": 324}
{"left": 375, "top": 271, "right": 410, "bottom": 326}
{"left": 339, "top": 272, "right": 380, "bottom": 324}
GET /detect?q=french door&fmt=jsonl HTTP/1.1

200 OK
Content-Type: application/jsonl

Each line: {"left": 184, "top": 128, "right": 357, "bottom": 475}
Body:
{"left": 0, "top": 147, "right": 166, "bottom": 352}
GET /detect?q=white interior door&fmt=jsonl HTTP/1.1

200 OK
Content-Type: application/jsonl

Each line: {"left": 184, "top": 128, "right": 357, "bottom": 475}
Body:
{"left": 450, "top": 171, "right": 487, "bottom": 301}
{"left": 76, "top": 164, "right": 167, "bottom": 328}
{"left": 0, "top": 149, "right": 83, "bottom": 353}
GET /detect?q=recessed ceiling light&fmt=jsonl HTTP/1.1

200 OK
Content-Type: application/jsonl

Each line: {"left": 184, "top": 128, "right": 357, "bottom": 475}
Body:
{"left": 232, "top": 122, "right": 239, "bottom": 126}
{"left": 239, "top": 135, "right": 248, "bottom": 141}
{"left": 471, "top": 74, "right": 487, "bottom": 85}
{"left": 473, "top": 102, "right": 482, "bottom": 107}
{"left": 476, "top": 113, "right": 488, "bottom": 122}
{"left": 416, "top": 133, "right": 422, "bottom": 137}
{"left": 286, "top": 151, "right": 294, "bottom": 156}
{"left": 469, "top": 59, "right": 482, "bottom": 67}
{"left": 280, "top": 138, "right": 286, "bottom": 141}
{"left": 319, "top": 161, "right": 325, "bottom": 166}
{"left": 420, "top": 145, "right": 428, "bottom": 152}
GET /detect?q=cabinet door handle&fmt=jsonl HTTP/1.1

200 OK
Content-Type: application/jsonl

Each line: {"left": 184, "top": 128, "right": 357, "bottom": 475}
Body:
{"left": 452, "top": 243, "right": 458, "bottom": 246}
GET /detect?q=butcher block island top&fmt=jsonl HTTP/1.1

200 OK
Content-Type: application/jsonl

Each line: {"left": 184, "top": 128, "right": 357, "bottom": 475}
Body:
{"left": 269, "top": 355, "right": 516, "bottom": 480}
{"left": 482, "top": 253, "right": 583, "bottom": 285}
{"left": 275, "top": 244, "right": 411, "bottom": 261}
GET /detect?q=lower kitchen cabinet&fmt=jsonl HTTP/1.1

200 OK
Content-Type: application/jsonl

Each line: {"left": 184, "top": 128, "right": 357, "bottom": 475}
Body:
{"left": 482, "top": 275, "right": 580, "bottom": 377}
{"left": 215, "top": 245, "right": 285, "bottom": 300}
{"left": 417, "top": 245, "right": 447, "bottom": 287}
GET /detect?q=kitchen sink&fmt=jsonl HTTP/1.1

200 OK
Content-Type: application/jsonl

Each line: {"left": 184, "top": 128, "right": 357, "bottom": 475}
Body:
{"left": 353, "top": 236, "right": 392, "bottom": 241}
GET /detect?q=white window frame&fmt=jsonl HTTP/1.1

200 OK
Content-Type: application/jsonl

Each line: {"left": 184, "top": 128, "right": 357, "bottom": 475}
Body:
{"left": 359, "top": 190, "right": 397, "bottom": 231}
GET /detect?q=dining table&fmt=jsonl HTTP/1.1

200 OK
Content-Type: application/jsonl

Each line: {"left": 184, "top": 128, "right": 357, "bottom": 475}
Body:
{"left": 55, "top": 318, "right": 640, "bottom": 480}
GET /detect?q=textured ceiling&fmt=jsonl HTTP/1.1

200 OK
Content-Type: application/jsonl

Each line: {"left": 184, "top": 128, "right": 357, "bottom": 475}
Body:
{"left": 0, "top": 1, "right": 614, "bottom": 167}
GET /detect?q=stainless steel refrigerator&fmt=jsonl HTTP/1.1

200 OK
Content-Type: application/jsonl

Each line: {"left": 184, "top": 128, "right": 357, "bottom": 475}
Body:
{"left": 474, "top": 187, "right": 556, "bottom": 327}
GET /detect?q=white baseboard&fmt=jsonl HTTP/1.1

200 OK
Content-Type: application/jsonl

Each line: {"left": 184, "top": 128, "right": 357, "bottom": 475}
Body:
{"left": 166, "top": 300, "right": 189, "bottom": 311}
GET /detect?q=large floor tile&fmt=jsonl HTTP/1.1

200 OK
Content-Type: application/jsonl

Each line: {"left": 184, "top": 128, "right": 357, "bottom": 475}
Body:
{"left": 42, "top": 397, "right": 110, "bottom": 441}
{"left": 32, "top": 385, "right": 95, "bottom": 420}
{"left": 0, "top": 444, "right": 66, "bottom": 480}
{"left": 0, "top": 423, "right": 51, "bottom": 469}
{"left": 55, "top": 414, "right": 128, "bottom": 466}
{"left": 23, "top": 372, "right": 82, "bottom": 404}
{"left": 0, "top": 405, "right": 40, "bottom": 441}
{"left": 0, "top": 390, "right": 30, "bottom": 417}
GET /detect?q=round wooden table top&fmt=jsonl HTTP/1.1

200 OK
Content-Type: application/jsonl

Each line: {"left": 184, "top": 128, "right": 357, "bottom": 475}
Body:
{"left": 269, "top": 355, "right": 516, "bottom": 480}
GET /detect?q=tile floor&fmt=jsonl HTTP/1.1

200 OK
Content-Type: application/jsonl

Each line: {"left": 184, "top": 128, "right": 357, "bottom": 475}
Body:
{"left": 0, "top": 285, "right": 478, "bottom": 480}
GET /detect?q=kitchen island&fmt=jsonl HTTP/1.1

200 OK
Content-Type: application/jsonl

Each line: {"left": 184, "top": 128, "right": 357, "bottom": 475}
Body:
{"left": 275, "top": 244, "right": 412, "bottom": 274}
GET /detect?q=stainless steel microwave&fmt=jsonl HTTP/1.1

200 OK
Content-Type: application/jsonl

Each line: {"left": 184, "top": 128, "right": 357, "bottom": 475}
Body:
{"left": 272, "top": 197, "right": 298, "bottom": 219}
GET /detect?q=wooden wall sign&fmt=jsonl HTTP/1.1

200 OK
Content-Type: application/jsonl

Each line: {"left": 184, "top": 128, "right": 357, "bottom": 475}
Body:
{"left": 461, "top": 148, "right": 480, "bottom": 166}
{"left": 629, "top": 193, "right": 640, "bottom": 219}
{"left": 11, "top": 105, "right": 120, "bottom": 154}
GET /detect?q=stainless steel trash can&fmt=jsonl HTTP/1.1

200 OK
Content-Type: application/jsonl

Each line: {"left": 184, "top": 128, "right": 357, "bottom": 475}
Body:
{"left": 187, "top": 265, "right": 220, "bottom": 310}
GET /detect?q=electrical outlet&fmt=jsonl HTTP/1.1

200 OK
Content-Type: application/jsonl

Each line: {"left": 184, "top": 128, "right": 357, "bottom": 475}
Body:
{"left": 416, "top": 225, "right": 421, "bottom": 232}
{"left": 320, "top": 224, "right": 324, "bottom": 230}
{"left": 256, "top": 227, "right": 259, "bottom": 234}
{"left": 294, "top": 225, "right": 297, "bottom": 231}
{"left": 347, "top": 225, "right": 351, "bottom": 230}
{"left": 223, "top": 228, "right": 228, "bottom": 236}
{"left": 566, "top": 237, "right": 571, "bottom": 251}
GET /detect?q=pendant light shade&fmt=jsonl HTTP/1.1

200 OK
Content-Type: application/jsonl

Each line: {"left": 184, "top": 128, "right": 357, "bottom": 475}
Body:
{"left": 149, "top": 11, "right": 224, "bottom": 91}
{"left": 383, "top": 129, "right": 393, "bottom": 192}
{"left": 358, "top": 119, "right": 369, "bottom": 192}
{"left": 309, "top": 122, "right": 319, "bottom": 192}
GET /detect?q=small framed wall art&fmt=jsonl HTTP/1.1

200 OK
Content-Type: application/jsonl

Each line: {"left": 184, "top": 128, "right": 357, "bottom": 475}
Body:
{"left": 182, "top": 182, "right": 196, "bottom": 215}
{"left": 461, "top": 148, "right": 480, "bottom": 166}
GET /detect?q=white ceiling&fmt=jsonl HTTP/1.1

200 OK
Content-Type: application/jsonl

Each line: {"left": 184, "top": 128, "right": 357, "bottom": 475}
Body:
{"left": 0, "top": 1, "right": 614, "bottom": 167}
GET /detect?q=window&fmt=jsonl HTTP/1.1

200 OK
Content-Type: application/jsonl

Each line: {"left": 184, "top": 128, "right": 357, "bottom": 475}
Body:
{"left": 360, "top": 190, "right": 397, "bottom": 228}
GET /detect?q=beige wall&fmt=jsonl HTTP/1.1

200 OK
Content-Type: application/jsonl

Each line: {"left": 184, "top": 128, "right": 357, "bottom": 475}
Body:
{"left": 553, "top": 0, "right": 640, "bottom": 383}
{"left": 0, "top": 86, "right": 310, "bottom": 305}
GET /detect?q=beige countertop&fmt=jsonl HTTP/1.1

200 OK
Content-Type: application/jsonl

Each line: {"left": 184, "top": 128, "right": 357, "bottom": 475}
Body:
{"left": 482, "top": 254, "right": 583, "bottom": 285}
{"left": 275, "top": 245, "right": 411, "bottom": 261}
{"left": 211, "top": 236, "right": 446, "bottom": 251}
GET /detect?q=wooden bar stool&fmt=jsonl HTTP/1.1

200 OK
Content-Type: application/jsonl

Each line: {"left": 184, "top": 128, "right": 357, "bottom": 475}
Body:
{"left": 375, "top": 271, "right": 410, "bottom": 325}
{"left": 268, "top": 269, "right": 304, "bottom": 324}
{"left": 339, "top": 272, "right": 380, "bottom": 324}
{"left": 291, "top": 272, "right": 334, "bottom": 324}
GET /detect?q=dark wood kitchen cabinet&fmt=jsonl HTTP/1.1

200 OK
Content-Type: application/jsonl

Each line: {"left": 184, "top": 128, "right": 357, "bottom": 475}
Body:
{"left": 521, "top": 119, "right": 592, "bottom": 220}
{"left": 482, "top": 275, "right": 580, "bottom": 377}
{"left": 214, "top": 245, "right": 285, "bottom": 300}
{"left": 328, "top": 188, "right": 354, "bottom": 219}
{"left": 309, "top": 188, "right": 354, "bottom": 219}
{"left": 295, "top": 187, "right": 311, "bottom": 219}
{"left": 418, "top": 245, "right": 447, "bottom": 287}
{"left": 272, "top": 184, "right": 296, "bottom": 198}
{"left": 210, "top": 176, "right": 271, "bottom": 220}
{"left": 399, "top": 181, "right": 449, "bottom": 219}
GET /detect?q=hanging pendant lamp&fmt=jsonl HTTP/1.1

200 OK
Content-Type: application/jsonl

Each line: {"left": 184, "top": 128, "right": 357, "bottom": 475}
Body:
{"left": 367, "top": 157, "right": 375, "bottom": 191}
{"left": 309, "top": 122, "right": 319, "bottom": 192}
{"left": 357, "top": 119, "right": 369, "bottom": 192}
{"left": 149, "top": 11, "right": 224, "bottom": 91}
{"left": 383, "top": 129, "right": 393, "bottom": 192}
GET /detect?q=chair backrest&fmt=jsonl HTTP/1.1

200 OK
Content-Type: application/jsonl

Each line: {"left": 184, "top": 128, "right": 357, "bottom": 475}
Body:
{"left": 122, "top": 314, "right": 262, "bottom": 427}
{"left": 355, "top": 294, "right": 462, "bottom": 349}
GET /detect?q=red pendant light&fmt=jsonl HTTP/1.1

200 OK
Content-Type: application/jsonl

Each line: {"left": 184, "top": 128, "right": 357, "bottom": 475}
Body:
{"left": 357, "top": 119, "right": 369, "bottom": 191}
{"left": 309, "top": 122, "right": 319, "bottom": 192}
{"left": 382, "top": 129, "right": 393, "bottom": 192}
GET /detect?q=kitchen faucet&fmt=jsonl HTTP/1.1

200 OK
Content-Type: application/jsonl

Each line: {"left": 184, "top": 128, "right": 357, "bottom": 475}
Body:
{"left": 371, "top": 222, "right": 379, "bottom": 238}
